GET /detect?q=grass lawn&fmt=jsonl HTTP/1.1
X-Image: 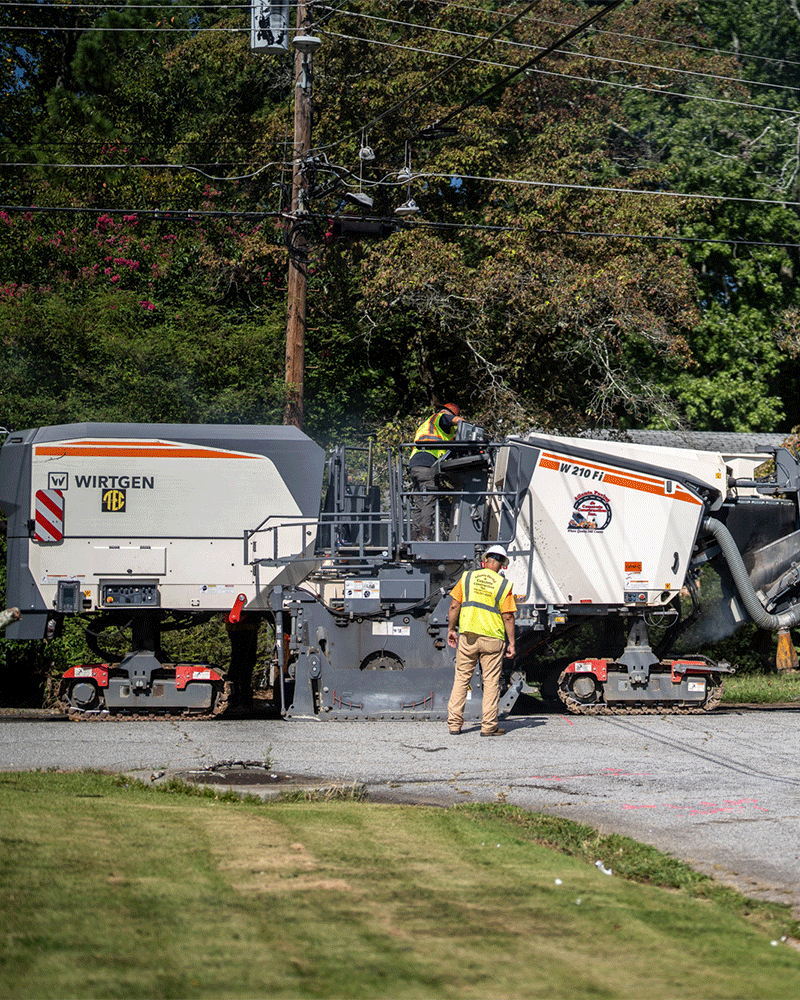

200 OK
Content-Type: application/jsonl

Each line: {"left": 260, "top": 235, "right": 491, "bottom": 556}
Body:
{"left": 722, "top": 671, "right": 800, "bottom": 704}
{"left": 0, "top": 771, "right": 798, "bottom": 999}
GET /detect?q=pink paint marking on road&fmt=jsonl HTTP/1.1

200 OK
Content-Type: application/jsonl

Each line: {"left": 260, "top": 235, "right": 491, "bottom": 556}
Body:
{"left": 621, "top": 798, "right": 769, "bottom": 815}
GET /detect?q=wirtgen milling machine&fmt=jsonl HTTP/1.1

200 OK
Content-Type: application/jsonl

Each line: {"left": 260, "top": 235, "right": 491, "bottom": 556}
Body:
{"left": 2, "top": 422, "right": 799, "bottom": 719}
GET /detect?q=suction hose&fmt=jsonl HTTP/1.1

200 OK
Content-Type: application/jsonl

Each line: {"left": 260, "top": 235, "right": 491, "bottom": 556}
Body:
{"left": 702, "top": 516, "right": 800, "bottom": 632}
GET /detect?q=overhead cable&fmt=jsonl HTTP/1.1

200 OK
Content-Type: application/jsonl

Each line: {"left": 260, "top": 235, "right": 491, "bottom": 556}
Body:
{"left": 416, "top": 0, "right": 800, "bottom": 72}
{"left": 405, "top": 170, "right": 800, "bottom": 210}
{"left": 2, "top": 161, "right": 283, "bottom": 182}
{"left": 333, "top": 0, "right": 544, "bottom": 141}
{"left": 4, "top": 160, "right": 800, "bottom": 210}
{"left": 0, "top": 204, "right": 280, "bottom": 221}
{"left": 322, "top": 31, "right": 800, "bottom": 119}
{"left": 3, "top": 202, "right": 800, "bottom": 251}
{"left": 420, "top": 0, "right": 628, "bottom": 134}
{"left": 0, "top": 2, "right": 249, "bottom": 7}
{"left": 320, "top": 5, "right": 800, "bottom": 96}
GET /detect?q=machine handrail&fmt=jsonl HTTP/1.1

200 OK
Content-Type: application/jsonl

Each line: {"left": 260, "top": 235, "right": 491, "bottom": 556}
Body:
{"left": 247, "top": 438, "right": 527, "bottom": 573}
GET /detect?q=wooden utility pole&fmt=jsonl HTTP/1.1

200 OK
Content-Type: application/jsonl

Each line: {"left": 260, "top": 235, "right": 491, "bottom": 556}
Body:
{"left": 283, "top": 2, "right": 316, "bottom": 430}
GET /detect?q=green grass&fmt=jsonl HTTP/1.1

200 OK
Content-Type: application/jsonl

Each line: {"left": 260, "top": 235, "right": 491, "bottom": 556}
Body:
{"left": 722, "top": 671, "right": 800, "bottom": 704}
{"left": 1, "top": 772, "right": 799, "bottom": 999}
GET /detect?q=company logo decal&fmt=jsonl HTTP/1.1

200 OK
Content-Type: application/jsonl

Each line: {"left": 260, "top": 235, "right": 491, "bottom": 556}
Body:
{"left": 568, "top": 492, "right": 612, "bottom": 532}
{"left": 47, "top": 472, "right": 68, "bottom": 490}
{"left": 76, "top": 475, "right": 153, "bottom": 489}
{"left": 102, "top": 489, "right": 126, "bottom": 512}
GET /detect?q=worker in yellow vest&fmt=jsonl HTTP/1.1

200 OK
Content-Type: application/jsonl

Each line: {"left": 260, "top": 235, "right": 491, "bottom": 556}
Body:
{"left": 446, "top": 544, "right": 516, "bottom": 736}
{"left": 408, "top": 403, "right": 461, "bottom": 540}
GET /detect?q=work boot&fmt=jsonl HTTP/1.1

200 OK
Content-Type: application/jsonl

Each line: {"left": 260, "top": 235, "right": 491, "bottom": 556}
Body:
{"left": 480, "top": 727, "right": 506, "bottom": 737}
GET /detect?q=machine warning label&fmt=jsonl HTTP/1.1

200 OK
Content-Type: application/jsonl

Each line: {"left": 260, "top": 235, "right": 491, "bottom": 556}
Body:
{"left": 372, "top": 622, "right": 411, "bottom": 637}
{"left": 567, "top": 492, "right": 612, "bottom": 532}
{"left": 625, "top": 571, "right": 649, "bottom": 590}
{"left": 101, "top": 489, "right": 126, "bottom": 512}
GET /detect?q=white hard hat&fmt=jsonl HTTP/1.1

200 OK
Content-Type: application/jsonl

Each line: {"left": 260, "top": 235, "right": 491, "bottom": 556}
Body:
{"left": 483, "top": 544, "right": 508, "bottom": 563}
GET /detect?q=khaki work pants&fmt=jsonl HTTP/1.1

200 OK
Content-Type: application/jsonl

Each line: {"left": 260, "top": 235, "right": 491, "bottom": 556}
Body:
{"left": 447, "top": 631, "right": 505, "bottom": 734}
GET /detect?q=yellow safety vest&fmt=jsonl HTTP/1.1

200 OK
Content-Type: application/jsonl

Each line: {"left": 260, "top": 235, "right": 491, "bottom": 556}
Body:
{"left": 409, "top": 411, "right": 458, "bottom": 461}
{"left": 458, "top": 569, "right": 512, "bottom": 640}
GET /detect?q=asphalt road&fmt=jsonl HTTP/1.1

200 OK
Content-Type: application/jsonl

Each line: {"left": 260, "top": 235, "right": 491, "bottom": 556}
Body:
{"left": 2, "top": 705, "right": 799, "bottom": 914}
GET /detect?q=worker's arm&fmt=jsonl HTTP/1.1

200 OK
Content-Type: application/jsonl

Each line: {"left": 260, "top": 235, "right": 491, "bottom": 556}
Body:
{"left": 441, "top": 411, "right": 460, "bottom": 432}
{"left": 502, "top": 611, "right": 516, "bottom": 658}
{"left": 447, "top": 599, "right": 461, "bottom": 648}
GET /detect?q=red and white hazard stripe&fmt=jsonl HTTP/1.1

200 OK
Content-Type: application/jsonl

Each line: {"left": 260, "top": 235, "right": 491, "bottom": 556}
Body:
{"left": 34, "top": 489, "right": 64, "bottom": 543}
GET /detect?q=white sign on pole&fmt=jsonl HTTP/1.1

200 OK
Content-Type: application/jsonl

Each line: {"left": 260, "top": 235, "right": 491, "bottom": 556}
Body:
{"left": 251, "top": 1, "right": 290, "bottom": 53}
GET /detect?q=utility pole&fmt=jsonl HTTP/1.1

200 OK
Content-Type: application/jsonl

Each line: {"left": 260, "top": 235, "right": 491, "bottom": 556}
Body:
{"left": 283, "top": 3, "right": 319, "bottom": 430}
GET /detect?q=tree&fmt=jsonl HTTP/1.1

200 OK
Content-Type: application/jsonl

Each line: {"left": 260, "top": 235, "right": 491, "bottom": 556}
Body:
{"left": 3, "top": 0, "right": 800, "bottom": 437}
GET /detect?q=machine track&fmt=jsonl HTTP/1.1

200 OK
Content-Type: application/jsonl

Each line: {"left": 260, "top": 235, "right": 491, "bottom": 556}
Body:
{"left": 61, "top": 680, "right": 233, "bottom": 721}
{"left": 557, "top": 671, "right": 724, "bottom": 716}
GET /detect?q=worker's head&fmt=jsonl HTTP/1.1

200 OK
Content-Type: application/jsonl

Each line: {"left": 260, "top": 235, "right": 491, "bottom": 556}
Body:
{"left": 442, "top": 403, "right": 460, "bottom": 417}
{"left": 482, "top": 544, "right": 508, "bottom": 569}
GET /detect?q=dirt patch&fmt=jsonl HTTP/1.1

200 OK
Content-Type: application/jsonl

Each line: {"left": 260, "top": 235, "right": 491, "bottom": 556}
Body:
{"left": 200, "top": 809, "right": 355, "bottom": 894}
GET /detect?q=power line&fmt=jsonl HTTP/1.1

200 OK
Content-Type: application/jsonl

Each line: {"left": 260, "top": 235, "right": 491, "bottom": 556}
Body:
{"left": 2, "top": 201, "right": 800, "bottom": 252}
{"left": 320, "top": 5, "right": 800, "bottom": 97}
{"left": 320, "top": 31, "right": 800, "bottom": 120}
{"left": 422, "top": 219, "right": 800, "bottom": 251}
{"left": 313, "top": 2, "right": 628, "bottom": 152}
{"left": 417, "top": 0, "right": 800, "bottom": 72}
{"left": 539, "top": 12, "right": 800, "bottom": 72}
{"left": 404, "top": 169, "right": 800, "bottom": 210}
{"left": 2, "top": 160, "right": 283, "bottom": 182}
{"left": 0, "top": 204, "right": 281, "bottom": 221}
{"left": 314, "top": 3, "right": 799, "bottom": 160}
{"left": 5, "top": 0, "right": 800, "bottom": 78}
{"left": 316, "top": 0, "right": 543, "bottom": 148}
{"left": 4, "top": 5, "right": 799, "bottom": 241}
{"left": 6, "top": 153, "right": 800, "bottom": 214}
{"left": 1, "top": 24, "right": 245, "bottom": 33}
{"left": 0, "top": 2, "right": 248, "bottom": 7}
{"left": 8, "top": 5, "right": 800, "bottom": 165}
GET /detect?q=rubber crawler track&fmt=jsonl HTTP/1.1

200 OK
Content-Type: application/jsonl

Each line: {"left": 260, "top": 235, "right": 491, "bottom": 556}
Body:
{"left": 557, "top": 672, "right": 725, "bottom": 716}
{"left": 61, "top": 680, "right": 233, "bottom": 722}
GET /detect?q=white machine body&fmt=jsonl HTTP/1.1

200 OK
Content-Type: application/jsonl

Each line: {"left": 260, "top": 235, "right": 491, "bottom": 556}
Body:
{"left": 500, "top": 435, "right": 762, "bottom": 608}
{"left": 1, "top": 423, "right": 325, "bottom": 635}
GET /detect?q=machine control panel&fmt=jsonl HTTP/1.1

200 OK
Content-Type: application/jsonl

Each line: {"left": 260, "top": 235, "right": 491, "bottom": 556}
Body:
{"left": 101, "top": 583, "right": 159, "bottom": 606}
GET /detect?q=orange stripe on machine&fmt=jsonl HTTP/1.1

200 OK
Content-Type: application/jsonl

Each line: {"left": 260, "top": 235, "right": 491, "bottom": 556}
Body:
{"left": 34, "top": 441, "right": 260, "bottom": 460}
{"left": 539, "top": 452, "right": 702, "bottom": 505}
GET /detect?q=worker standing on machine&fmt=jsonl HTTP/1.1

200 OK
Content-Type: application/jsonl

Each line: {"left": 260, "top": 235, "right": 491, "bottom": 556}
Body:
{"left": 408, "top": 402, "right": 462, "bottom": 540}
{"left": 446, "top": 544, "right": 516, "bottom": 737}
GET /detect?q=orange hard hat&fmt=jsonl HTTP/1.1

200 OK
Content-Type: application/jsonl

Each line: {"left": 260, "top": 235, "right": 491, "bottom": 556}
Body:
{"left": 442, "top": 403, "right": 460, "bottom": 416}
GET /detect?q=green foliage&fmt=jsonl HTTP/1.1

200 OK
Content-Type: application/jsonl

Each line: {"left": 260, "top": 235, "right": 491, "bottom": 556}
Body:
{"left": 3, "top": 0, "right": 800, "bottom": 434}
{"left": 0, "top": 211, "right": 290, "bottom": 430}
{"left": 607, "top": 1, "right": 800, "bottom": 429}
